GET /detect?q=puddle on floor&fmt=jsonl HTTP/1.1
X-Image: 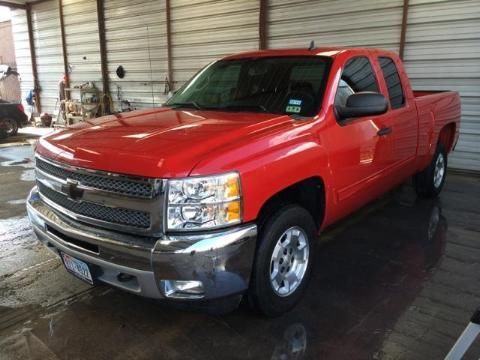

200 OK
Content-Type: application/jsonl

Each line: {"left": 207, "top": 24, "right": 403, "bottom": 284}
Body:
{"left": 7, "top": 199, "right": 27, "bottom": 205}
{"left": 20, "top": 169, "right": 35, "bottom": 182}
{"left": 0, "top": 216, "right": 36, "bottom": 252}
{"left": 0, "top": 146, "right": 34, "bottom": 167}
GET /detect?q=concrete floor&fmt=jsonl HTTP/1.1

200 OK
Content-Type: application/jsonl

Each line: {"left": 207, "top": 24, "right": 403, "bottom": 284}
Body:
{"left": 1, "top": 136, "right": 479, "bottom": 360}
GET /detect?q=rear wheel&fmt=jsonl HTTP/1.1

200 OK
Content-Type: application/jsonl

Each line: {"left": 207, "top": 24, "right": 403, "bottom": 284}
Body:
{"left": 248, "top": 205, "right": 316, "bottom": 316}
{"left": 414, "top": 144, "right": 447, "bottom": 198}
{"left": 0, "top": 118, "right": 18, "bottom": 137}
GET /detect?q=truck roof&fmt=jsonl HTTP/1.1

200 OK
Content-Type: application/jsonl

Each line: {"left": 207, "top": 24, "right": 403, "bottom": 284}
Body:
{"left": 223, "top": 47, "right": 399, "bottom": 60}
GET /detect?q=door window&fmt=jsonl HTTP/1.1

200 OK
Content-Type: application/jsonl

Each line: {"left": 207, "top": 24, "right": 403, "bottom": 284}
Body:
{"left": 334, "top": 56, "right": 379, "bottom": 108}
{"left": 378, "top": 57, "right": 405, "bottom": 109}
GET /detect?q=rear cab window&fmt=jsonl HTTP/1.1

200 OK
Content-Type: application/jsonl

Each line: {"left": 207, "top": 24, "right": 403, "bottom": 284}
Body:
{"left": 378, "top": 57, "right": 405, "bottom": 109}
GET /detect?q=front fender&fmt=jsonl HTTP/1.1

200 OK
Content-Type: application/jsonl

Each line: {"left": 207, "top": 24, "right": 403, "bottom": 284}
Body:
{"left": 190, "top": 125, "right": 331, "bottom": 224}
{"left": 240, "top": 141, "right": 331, "bottom": 223}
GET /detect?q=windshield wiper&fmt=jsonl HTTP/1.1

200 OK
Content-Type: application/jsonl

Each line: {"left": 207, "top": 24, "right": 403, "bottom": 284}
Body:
{"left": 220, "top": 104, "right": 268, "bottom": 112}
{"left": 166, "top": 101, "right": 203, "bottom": 110}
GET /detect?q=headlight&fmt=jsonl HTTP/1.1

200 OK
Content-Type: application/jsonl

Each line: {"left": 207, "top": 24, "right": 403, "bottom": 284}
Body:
{"left": 166, "top": 172, "right": 242, "bottom": 231}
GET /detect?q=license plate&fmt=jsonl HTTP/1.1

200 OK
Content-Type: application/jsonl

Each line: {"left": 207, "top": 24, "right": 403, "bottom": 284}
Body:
{"left": 60, "top": 252, "right": 93, "bottom": 284}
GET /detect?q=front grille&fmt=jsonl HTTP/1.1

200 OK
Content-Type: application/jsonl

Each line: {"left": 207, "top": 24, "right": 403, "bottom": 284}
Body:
{"left": 38, "top": 182, "right": 151, "bottom": 229}
{"left": 36, "top": 157, "right": 154, "bottom": 198}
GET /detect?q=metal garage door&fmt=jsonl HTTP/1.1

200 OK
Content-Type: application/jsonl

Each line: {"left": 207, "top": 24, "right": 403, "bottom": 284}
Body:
{"left": 10, "top": 9, "right": 33, "bottom": 110}
{"left": 104, "top": 0, "right": 169, "bottom": 111}
{"left": 30, "top": 1, "right": 64, "bottom": 115}
{"left": 403, "top": 0, "right": 480, "bottom": 172}
{"left": 171, "top": 0, "right": 259, "bottom": 88}
{"left": 267, "top": 0, "right": 404, "bottom": 51}
{"left": 62, "top": 0, "right": 102, "bottom": 90}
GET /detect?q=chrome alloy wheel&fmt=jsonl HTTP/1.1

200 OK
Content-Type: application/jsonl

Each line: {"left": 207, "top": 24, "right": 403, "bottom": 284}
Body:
{"left": 433, "top": 153, "right": 445, "bottom": 188}
{"left": 270, "top": 226, "right": 309, "bottom": 297}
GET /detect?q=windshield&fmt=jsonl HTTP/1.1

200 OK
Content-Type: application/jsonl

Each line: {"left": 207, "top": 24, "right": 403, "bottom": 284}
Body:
{"left": 165, "top": 56, "right": 331, "bottom": 117}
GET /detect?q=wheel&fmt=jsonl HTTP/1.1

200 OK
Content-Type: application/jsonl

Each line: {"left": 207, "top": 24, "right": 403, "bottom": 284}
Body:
{"left": 414, "top": 144, "right": 447, "bottom": 198}
{"left": 248, "top": 205, "right": 316, "bottom": 316}
{"left": 0, "top": 118, "right": 18, "bottom": 137}
{"left": 0, "top": 119, "right": 9, "bottom": 139}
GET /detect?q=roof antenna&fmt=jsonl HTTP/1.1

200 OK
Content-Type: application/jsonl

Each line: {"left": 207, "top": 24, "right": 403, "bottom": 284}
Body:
{"left": 308, "top": 40, "right": 315, "bottom": 51}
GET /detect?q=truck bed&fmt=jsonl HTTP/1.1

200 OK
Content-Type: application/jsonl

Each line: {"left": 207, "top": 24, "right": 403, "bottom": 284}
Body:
{"left": 412, "top": 90, "right": 461, "bottom": 171}
{"left": 413, "top": 90, "right": 456, "bottom": 98}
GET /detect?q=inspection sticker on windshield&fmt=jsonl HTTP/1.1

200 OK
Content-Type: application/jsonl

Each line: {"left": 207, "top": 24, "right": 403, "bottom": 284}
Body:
{"left": 288, "top": 99, "right": 303, "bottom": 106}
{"left": 286, "top": 99, "right": 302, "bottom": 113}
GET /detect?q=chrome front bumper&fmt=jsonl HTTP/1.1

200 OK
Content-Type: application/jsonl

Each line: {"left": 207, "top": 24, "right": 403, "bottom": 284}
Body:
{"left": 27, "top": 186, "right": 257, "bottom": 300}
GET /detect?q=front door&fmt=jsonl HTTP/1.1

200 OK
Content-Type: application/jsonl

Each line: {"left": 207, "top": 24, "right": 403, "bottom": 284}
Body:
{"left": 325, "top": 55, "right": 393, "bottom": 217}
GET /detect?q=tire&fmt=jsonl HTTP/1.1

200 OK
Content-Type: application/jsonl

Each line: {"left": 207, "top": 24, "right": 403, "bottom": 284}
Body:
{"left": 414, "top": 144, "right": 447, "bottom": 198}
{"left": 0, "top": 118, "right": 18, "bottom": 137}
{"left": 248, "top": 205, "right": 316, "bottom": 316}
{"left": 9, "top": 118, "right": 18, "bottom": 136}
{"left": 0, "top": 119, "right": 9, "bottom": 139}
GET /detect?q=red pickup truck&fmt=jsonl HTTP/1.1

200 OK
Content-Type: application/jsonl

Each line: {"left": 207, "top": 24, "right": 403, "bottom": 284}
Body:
{"left": 27, "top": 47, "right": 461, "bottom": 316}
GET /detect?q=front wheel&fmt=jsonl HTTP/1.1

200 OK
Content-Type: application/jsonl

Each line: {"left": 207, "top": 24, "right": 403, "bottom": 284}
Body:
{"left": 248, "top": 205, "right": 316, "bottom": 316}
{"left": 414, "top": 144, "right": 447, "bottom": 198}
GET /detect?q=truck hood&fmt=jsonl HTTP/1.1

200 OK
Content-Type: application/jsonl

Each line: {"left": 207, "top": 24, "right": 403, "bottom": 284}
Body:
{"left": 37, "top": 107, "right": 292, "bottom": 178}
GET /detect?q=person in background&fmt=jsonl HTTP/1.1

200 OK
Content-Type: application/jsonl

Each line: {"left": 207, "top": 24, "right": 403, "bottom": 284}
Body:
{"left": 25, "top": 88, "right": 36, "bottom": 123}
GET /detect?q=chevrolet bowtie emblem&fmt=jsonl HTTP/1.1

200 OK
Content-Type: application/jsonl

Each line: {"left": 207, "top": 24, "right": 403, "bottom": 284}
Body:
{"left": 62, "top": 179, "right": 84, "bottom": 201}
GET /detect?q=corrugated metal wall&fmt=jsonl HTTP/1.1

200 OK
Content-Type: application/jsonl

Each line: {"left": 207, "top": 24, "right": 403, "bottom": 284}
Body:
{"left": 30, "top": 1, "right": 63, "bottom": 114}
{"left": 8, "top": 0, "right": 480, "bottom": 171}
{"left": 10, "top": 9, "right": 33, "bottom": 109}
{"left": 403, "top": 0, "right": 480, "bottom": 171}
{"left": 104, "top": 0, "right": 169, "bottom": 111}
{"left": 267, "top": 0, "right": 404, "bottom": 51}
{"left": 62, "top": 0, "right": 102, "bottom": 90}
{"left": 170, "top": 0, "right": 259, "bottom": 88}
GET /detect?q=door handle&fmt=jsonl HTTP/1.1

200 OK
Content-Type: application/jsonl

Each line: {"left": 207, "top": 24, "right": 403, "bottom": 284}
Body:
{"left": 377, "top": 127, "right": 392, "bottom": 136}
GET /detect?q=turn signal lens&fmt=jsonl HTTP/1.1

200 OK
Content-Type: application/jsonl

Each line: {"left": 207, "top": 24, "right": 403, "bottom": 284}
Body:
{"left": 226, "top": 200, "right": 241, "bottom": 222}
{"left": 225, "top": 176, "right": 240, "bottom": 198}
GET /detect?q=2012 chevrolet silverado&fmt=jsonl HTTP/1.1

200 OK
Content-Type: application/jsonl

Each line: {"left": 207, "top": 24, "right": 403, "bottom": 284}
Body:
{"left": 27, "top": 47, "right": 461, "bottom": 316}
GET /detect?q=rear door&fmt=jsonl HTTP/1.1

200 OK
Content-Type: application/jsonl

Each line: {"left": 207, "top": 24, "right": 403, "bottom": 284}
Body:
{"left": 375, "top": 55, "right": 418, "bottom": 178}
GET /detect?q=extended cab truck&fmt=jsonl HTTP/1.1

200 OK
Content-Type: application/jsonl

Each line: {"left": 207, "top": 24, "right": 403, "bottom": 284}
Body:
{"left": 27, "top": 48, "right": 461, "bottom": 316}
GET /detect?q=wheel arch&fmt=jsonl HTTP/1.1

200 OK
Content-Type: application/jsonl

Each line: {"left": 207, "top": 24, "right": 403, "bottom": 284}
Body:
{"left": 255, "top": 176, "right": 326, "bottom": 235}
{"left": 437, "top": 122, "right": 456, "bottom": 153}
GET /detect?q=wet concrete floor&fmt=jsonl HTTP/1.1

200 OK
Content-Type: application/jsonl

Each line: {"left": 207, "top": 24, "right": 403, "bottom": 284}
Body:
{"left": 1, "top": 141, "right": 479, "bottom": 359}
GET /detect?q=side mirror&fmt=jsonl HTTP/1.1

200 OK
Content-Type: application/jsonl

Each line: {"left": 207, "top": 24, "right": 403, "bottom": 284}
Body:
{"left": 336, "top": 92, "right": 388, "bottom": 120}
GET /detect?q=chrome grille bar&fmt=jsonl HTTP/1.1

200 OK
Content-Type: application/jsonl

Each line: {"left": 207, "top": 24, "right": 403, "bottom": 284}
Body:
{"left": 35, "top": 155, "right": 160, "bottom": 198}
{"left": 34, "top": 154, "right": 165, "bottom": 235}
{"left": 37, "top": 182, "right": 151, "bottom": 229}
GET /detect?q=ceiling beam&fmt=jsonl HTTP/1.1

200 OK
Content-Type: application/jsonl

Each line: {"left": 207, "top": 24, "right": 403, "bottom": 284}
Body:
{"left": 96, "top": 0, "right": 110, "bottom": 114}
{"left": 399, "top": 0, "right": 410, "bottom": 60}
{"left": 26, "top": 3, "right": 41, "bottom": 113}
{"left": 165, "top": 0, "right": 173, "bottom": 92}
{"left": 58, "top": 0, "right": 70, "bottom": 98}
{"left": 0, "top": 1, "right": 26, "bottom": 9}
{"left": 259, "top": 0, "right": 267, "bottom": 49}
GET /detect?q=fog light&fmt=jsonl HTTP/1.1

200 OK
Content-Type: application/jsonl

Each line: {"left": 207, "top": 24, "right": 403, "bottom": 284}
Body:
{"left": 161, "top": 280, "right": 205, "bottom": 299}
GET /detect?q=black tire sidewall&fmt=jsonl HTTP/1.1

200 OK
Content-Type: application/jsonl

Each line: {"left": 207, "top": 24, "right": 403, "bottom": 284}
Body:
{"left": 3, "top": 118, "right": 18, "bottom": 136}
{"left": 0, "top": 119, "right": 9, "bottom": 139}
{"left": 414, "top": 143, "right": 448, "bottom": 198}
{"left": 10, "top": 119, "right": 18, "bottom": 136}
{"left": 249, "top": 205, "right": 317, "bottom": 316}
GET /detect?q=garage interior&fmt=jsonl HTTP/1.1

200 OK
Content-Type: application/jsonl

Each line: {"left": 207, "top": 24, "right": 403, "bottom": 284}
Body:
{"left": 0, "top": 0, "right": 479, "bottom": 359}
